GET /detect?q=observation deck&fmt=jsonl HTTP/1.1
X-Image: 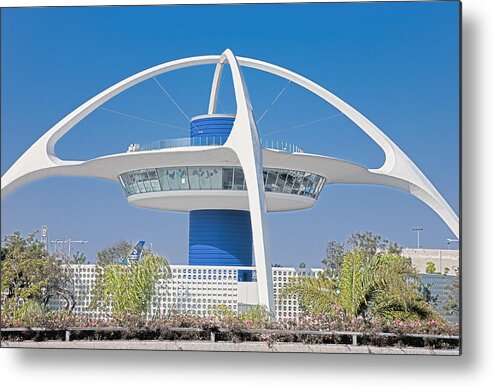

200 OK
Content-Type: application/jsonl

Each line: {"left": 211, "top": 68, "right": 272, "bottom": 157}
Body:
{"left": 127, "top": 136, "right": 304, "bottom": 154}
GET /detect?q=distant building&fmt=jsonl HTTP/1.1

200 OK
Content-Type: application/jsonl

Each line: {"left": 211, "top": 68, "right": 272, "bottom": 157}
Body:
{"left": 418, "top": 273, "right": 459, "bottom": 324}
{"left": 400, "top": 248, "right": 459, "bottom": 324}
{"left": 402, "top": 248, "right": 459, "bottom": 275}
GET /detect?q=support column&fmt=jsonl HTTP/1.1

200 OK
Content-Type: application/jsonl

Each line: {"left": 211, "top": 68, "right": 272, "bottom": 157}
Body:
{"left": 216, "top": 49, "right": 275, "bottom": 313}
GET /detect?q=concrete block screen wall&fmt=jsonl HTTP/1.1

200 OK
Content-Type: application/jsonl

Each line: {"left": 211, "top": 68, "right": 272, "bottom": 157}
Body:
{"left": 47, "top": 264, "right": 322, "bottom": 321}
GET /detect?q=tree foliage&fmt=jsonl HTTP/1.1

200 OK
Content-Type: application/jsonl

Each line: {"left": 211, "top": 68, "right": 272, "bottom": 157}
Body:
{"left": 322, "top": 241, "right": 345, "bottom": 275}
{"left": 347, "top": 231, "right": 402, "bottom": 259}
{"left": 96, "top": 240, "right": 134, "bottom": 265}
{"left": 281, "top": 272, "right": 339, "bottom": 315}
{"left": 322, "top": 232, "right": 402, "bottom": 276}
{"left": 90, "top": 249, "right": 171, "bottom": 318}
{"left": 416, "top": 282, "right": 439, "bottom": 308}
{"left": 210, "top": 304, "right": 273, "bottom": 327}
{"left": 425, "top": 261, "right": 439, "bottom": 274}
{"left": 240, "top": 305, "right": 272, "bottom": 324}
{"left": 1, "top": 232, "right": 75, "bottom": 321}
{"left": 70, "top": 251, "right": 87, "bottom": 264}
{"left": 284, "top": 232, "right": 438, "bottom": 322}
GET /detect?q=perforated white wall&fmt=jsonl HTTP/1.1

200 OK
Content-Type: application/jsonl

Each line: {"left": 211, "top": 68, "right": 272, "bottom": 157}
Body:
{"left": 272, "top": 267, "right": 323, "bottom": 320}
{"left": 150, "top": 265, "right": 239, "bottom": 318}
{"left": 46, "top": 264, "right": 104, "bottom": 319}
{"left": 47, "top": 264, "right": 321, "bottom": 321}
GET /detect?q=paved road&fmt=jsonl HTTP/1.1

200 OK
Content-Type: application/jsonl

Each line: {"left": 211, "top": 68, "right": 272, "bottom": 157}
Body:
{"left": 1, "top": 340, "right": 459, "bottom": 355}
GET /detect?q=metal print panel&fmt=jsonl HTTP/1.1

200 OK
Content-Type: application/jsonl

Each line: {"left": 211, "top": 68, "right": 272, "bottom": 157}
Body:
{"left": 1, "top": 1, "right": 461, "bottom": 355}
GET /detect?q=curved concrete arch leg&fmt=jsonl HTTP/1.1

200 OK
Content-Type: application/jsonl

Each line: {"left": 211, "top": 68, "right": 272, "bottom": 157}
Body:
{"left": 208, "top": 62, "right": 225, "bottom": 114}
{"left": 1, "top": 55, "right": 222, "bottom": 198}
{"left": 236, "top": 57, "right": 459, "bottom": 238}
{"left": 219, "top": 49, "right": 275, "bottom": 314}
{"left": 408, "top": 183, "right": 459, "bottom": 238}
{"left": 0, "top": 142, "right": 87, "bottom": 198}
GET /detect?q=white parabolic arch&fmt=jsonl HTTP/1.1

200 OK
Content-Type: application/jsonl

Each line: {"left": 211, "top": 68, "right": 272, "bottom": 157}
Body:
{"left": 1, "top": 49, "right": 459, "bottom": 307}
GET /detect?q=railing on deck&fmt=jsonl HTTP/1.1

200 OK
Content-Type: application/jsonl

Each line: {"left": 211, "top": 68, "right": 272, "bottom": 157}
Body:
{"left": 128, "top": 137, "right": 304, "bottom": 154}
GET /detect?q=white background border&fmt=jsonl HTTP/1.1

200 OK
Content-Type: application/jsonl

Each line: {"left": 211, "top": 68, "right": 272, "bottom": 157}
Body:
{"left": 1, "top": 0, "right": 491, "bottom": 386}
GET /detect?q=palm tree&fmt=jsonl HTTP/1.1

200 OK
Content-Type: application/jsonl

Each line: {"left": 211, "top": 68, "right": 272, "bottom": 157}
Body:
{"left": 280, "top": 272, "right": 338, "bottom": 315}
{"left": 283, "top": 250, "right": 437, "bottom": 322}
{"left": 90, "top": 250, "right": 171, "bottom": 318}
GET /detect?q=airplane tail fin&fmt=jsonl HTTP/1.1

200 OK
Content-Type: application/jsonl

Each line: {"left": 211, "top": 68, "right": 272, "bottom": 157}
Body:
{"left": 129, "top": 240, "right": 145, "bottom": 261}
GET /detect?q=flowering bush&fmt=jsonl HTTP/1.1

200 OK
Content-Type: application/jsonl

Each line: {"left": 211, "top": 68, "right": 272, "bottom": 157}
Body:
{"left": 1, "top": 309, "right": 458, "bottom": 348}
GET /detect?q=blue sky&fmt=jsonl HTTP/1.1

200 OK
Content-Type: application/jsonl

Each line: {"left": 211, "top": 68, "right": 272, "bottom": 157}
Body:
{"left": 1, "top": 2, "right": 460, "bottom": 266}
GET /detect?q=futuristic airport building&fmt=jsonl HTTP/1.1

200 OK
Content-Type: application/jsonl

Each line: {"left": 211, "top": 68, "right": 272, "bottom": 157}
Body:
{"left": 1, "top": 49, "right": 459, "bottom": 313}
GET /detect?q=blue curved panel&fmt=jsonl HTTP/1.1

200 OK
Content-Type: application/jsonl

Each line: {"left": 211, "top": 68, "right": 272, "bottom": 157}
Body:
{"left": 188, "top": 210, "right": 253, "bottom": 281}
{"left": 190, "top": 115, "right": 235, "bottom": 144}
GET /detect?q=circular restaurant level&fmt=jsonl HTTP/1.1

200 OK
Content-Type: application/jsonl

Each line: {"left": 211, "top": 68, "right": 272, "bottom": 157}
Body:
{"left": 119, "top": 166, "right": 326, "bottom": 199}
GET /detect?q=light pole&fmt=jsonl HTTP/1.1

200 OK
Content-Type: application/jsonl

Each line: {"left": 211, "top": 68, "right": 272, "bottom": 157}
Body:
{"left": 67, "top": 240, "right": 88, "bottom": 260}
{"left": 41, "top": 225, "right": 48, "bottom": 253}
{"left": 50, "top": 239, "right": 88, "bottom": 260}
{"left": 51, "top": 239, "right": 65, "bottom": 257}
{"left": 412, "top": 227, "right": 423, "bottom": 248}
{"left": 446, "top": 238, "right": 459, "bottom": 249}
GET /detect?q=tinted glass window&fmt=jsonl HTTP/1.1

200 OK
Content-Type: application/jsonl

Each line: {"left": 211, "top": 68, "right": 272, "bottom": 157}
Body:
{"left": 276, "top": 170, "right": 288, "bottom": 192}
{"left": 222, "top": 167, "right": 234, "bottom": 189}
{"left": 166, "top": 169, "right": 179, "bottom": 190}
{"left": 283, "top": 171, "right": 297, "bottom": 194}
{"left": 209, "top": 167, "right": 222, "bottom": 189}
{"left": 120, "top": 167, "right": 324, "bottom": 199}
{"left": 198, "top": 167, "right": 213, "bottom": 190}
{"left": 147, "top": 169, "right": 161, "bottom": 192}
{"left": 233, "top": 167, "right": 245, "bottom": 190}
{"left": 157, "top": 168, "right": 170, "bottom": 191}
{"left": 177, "top": 168, "right": 189, "bottom": 190}
{"left": 188, "top": 167, "right": 200, "bottom": 190}
{"left": 266, "top": 169, "right": 279, "bottom": 192}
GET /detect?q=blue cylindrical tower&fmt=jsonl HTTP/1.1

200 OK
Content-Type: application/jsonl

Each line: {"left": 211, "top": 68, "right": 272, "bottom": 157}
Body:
{"left": 188, "top": 114, "right": 253, "bottom": 281}
{"left": 190, "top": 114, "right": 235, "bottom": 144}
